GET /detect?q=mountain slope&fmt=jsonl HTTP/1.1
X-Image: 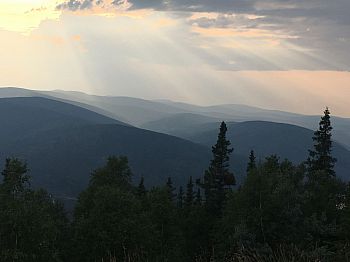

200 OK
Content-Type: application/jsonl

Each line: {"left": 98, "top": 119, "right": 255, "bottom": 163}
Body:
{"left": 38, "top": 90, "right": 189, "bottom": 126}
{"left": 1, "top": 88, "right": 349, "bottom": 149}
{"left": 0, "top": 97, "right": 220, "bottom": 201}
{"left": 140, "top": 113, "right": 223, "bottom": 138}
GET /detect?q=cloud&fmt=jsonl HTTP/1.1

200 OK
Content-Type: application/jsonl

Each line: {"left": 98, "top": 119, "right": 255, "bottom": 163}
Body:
{"left": 51, "top": 0, "right": 350, "bottom": 71}
{"left": 2, "top": 11, "right": 350, "bottom": 116}
{"left": 57, "top": 0, "right": 95, "bottom": 11}
{"left": 56, "top": 0, "right": 254, "bottom": 13}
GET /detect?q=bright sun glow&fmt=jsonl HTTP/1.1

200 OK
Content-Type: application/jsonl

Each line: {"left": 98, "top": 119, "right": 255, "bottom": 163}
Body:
{"left": 0, "top": 0, "right": 60, "bottom": 34}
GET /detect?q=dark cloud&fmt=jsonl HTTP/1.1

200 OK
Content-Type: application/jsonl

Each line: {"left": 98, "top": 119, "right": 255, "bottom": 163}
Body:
{"left": 125, "top": 0, "right": 167, "bottom": 10}
{"left": 56, "top": 0, "right": 350, "bottom": 27}
{"left": 55, "top": 0, "right": 350, "bottom": 70}
{"left": 125, "top": 0, "right": 253, "bottom": 13}
{"left": 189, "top": 14, "right": 262, "bottom": 30}
{"left": 56, "top": 0, "right": 255, "bottom": 12}
{"left": 57, "top": 0, "right": 96, "bottom": 11}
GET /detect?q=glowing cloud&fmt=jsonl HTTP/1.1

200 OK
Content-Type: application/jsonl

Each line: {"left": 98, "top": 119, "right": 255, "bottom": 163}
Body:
{"left": 0, "top": 0, "right": 61, "bottom": 34}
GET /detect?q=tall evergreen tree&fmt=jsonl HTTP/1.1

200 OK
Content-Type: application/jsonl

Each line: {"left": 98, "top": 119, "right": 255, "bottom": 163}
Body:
{"left": 185, "top": 176, "right": 195, "bottom": 208}
{"left": 195, "top": 189, "right": 202, "bottom": 206}
{"left": 137, "top": 176, "right": 146, "bottom": 197}
{"left": 247, "top": 150, "right": 257, "bottom": 173}
{"left": 202, "top": 121, "right": 235, "bottom": 214}
{"left": 166, "top": 177, "right": 176, "bottom": 202}
{"left": 303, "top": 109, "right": 344, "bottom": 250}
{"left": 307, "top": 107, "right": 337, "bottom": 178}
{"left": 177, "top": 186, "right": 184, "bottom": 209}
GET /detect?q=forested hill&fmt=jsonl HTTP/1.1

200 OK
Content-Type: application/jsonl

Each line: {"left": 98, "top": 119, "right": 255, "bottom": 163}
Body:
{"left": 0, "top": 96, "right": 349, "bottom": 203}
{"left": 0, "top": 97, "right": 214, "bottom": 199}
{"left": 1, "top": 87, "right": 349, "bottom": 150}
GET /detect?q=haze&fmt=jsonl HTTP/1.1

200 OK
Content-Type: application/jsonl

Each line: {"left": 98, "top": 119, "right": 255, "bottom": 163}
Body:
{"left": 0, "top": 0, "right": 349, "bottom": 116}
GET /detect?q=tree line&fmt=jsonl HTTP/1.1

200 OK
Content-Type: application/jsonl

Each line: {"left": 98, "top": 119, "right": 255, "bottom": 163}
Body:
{"left": 1, "top": 108, "right": 350, "bottom": 261}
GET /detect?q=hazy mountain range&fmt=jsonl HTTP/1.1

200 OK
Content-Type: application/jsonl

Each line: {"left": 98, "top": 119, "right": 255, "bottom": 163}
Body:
{"left": 0, "top": 87, "right": 349, "bottom": 203}
{"left": 2, "top": 87, "right": 349, "bottom": 150}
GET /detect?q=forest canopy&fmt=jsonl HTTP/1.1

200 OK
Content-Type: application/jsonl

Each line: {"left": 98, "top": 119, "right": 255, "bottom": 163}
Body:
{"left": 0, "top": 109, "right": 349, "bottom": 261}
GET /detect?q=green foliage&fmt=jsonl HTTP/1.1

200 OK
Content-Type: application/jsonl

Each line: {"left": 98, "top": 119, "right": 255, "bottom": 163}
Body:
{"left": 185, "top": 176, "right": 195, "bottom": 208}
{"left": 247, "top": 150, "right": 256, "bottom": 173}
{"left": 202, "top": 121, "right": 235, "bottom": 214}
{"left": 147, "top": 187, "right": 184, "bottom": 261}
{"left": 137, "top": 176, "right": 146, "bottom": 197}
{"left": 71, "top": 156, "right": 156, "bottom": 261}
{"left": 0, "top": 158, "right": 68, "bottom": 262}
{"left": 1, "top": 158, "right": 30, "bottom": 196}
{"left": 2, "top": 109, "right": 350, "bottom": 261}
{"left": 166, "top": 177, "right": 177, "bottom": 202}
{"left": 217, "top": 157, "right": 306, "bottom": 253}
{"left": 307, "top": 107, "right": 337, "bottom": 177}
{"left": 89, "top": 156, "right": 132, "bottom": 190}
{"left": 177, "top": 186, "right": 184, "bottom": 208}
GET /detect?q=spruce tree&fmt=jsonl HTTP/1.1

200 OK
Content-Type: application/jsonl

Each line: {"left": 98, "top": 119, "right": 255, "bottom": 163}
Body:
{"left": 195, "top": 188, "right": 202, "bottom": 206}
{"left": 247, "top": 150, "right": 257, "bottom": 173}
{"left": 202, "top": 121, "right": 235, "bottom": 214}
{"left": 166, "top": 177, "right": 176, "bottom": 202}
{"left": 137, "top": 176, "right": 146, "bottom": 197}
{"left": 177, "top": 186, "right": 184, "bottom": 209}
{"left": 185, "top": 176, "right": 195, "bottom": 208}
{"left": 307, "top": 107, "right": 337, "bottom": 178}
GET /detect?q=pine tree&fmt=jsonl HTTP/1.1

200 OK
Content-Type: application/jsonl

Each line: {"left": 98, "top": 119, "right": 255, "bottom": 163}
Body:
{"left": 137, "top": 176, "right": 146, "bottom": 197}
{"left": 202, "top": 121, "right": 235, "bottom": 214}
{"left": 307, "top": 107, "right": 337, "bottom": 178}
{"left": 177, "top": 186, "right": 184, "bottom": 208}
{"left": 166, "top": 177, "right": 176, "bottom": 202}
{"left": 185, "top": 176, "right": 195, "bottom": 208}
{"left": 247, "top": 150, "right": 257, "bottom": 173}
{"left": 195, "top": 188, "right": 202, "bottom": 206}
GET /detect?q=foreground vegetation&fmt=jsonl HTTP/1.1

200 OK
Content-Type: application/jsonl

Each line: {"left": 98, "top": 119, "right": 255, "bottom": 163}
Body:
{"left": 1, "top": 108, "right": 350, "bottom": 261}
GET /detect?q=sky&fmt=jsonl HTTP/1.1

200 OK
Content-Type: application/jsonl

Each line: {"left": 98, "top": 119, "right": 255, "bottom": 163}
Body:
{"left": 0, "top": 0, "right": 349, "bottom": 117}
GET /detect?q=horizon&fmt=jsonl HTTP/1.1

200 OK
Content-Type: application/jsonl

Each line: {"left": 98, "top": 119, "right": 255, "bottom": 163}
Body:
{"left": 1, "top": 85, "right": 349, "bottom": 119}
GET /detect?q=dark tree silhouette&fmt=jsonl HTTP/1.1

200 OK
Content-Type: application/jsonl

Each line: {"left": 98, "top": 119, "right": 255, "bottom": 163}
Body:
{"left": 307, "top": 107, "right": 337, "bottom": 178}
{"left": 202, "top": 121, "right": 235, "bottom": 214}
{"left": 247, "top": 150, "right": 257, "bottom": 173}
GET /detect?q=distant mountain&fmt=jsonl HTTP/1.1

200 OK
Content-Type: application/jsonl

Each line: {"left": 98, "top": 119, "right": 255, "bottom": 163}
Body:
{"left": 0, "top": 87, "right": 41, "bottom": 97}
{"left": 156, "top": 101, "right": 350, "bottom": 150}
{"left": 38, "top": 90, "right": 189, "bottom": 126}
{"left": 0, "top": 87, "right": 130, "bottom": 124}
{"left": 140, "top": 113, "right": 223, "bottom": 138}
{"left": 0, "top": 97, "right": 224, "bottom": 203}
{"left": 0, "top": 94, "right": 348, "bottom": 208}
{"left": 189, "top": 121, "right": 350, "bottom": 181}
{"left": 1, "top": 87, "right": 349, "bottom": 149}
{"left": 140, "top": 113, "right": 350, "bottom": 180}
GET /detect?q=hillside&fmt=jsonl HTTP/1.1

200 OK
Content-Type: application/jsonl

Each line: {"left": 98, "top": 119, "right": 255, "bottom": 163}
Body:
{"left": 0, "top": 97, "right": 221, "bottom": 201}
{"left": 140, "top": 113, "right": 222, "bottom": 138}
{"left": 1, "top": 88, "right": 349, "bottom": 149}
